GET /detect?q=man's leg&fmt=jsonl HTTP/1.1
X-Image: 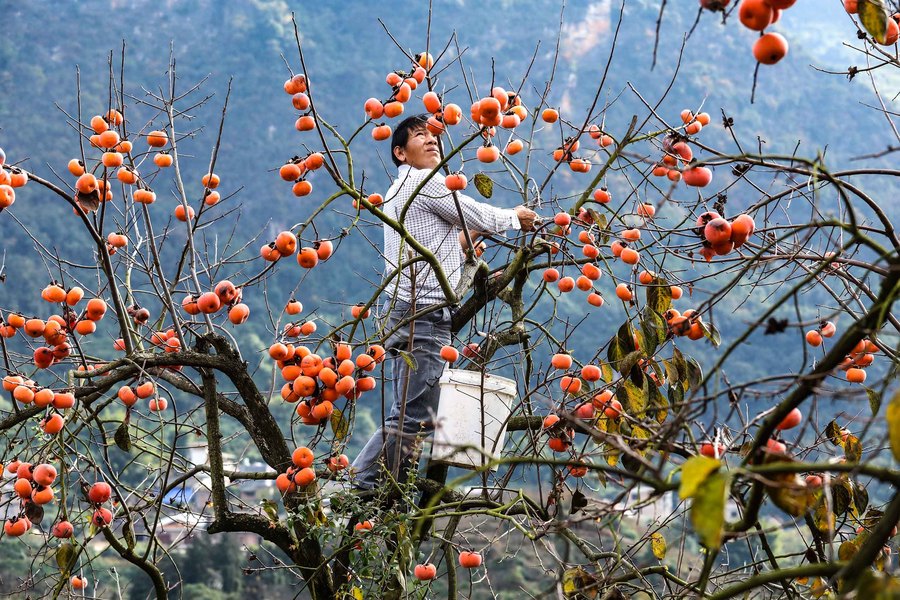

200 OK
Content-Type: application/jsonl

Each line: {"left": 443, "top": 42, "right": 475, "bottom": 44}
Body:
{"left": 351, "top": 305, "right": 451, "bottom": 490}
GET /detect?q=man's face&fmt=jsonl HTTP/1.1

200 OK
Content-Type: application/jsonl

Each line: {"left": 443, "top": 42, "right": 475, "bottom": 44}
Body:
{"left": 394, "top": 126, "right": 441, "bottom": 169}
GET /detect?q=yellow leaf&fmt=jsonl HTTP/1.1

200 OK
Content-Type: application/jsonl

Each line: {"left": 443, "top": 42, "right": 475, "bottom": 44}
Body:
{"left": 859, "top": 0, "right": 890, "bottom": 44}
{"left": 650, "top": 532, "right": 667, "bottom": 560}
{"left": 679, "top": 455, "right": 721, "bottom": 499}
{"left": 886, "top": 390, "right": 900, "bottom": 462}
{"left": 351, "top": 587, "right": 364, "bottom": 600}
{"left": 690, "top": 471, "right": 728, "bottom": 550}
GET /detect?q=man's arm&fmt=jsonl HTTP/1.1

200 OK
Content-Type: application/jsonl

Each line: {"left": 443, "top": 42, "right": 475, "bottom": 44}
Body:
{"left": 410, "top": 169, "right": 537, "bottom": 233}
{"left": 459, "top": 229, "right": 482, "bottom": 249}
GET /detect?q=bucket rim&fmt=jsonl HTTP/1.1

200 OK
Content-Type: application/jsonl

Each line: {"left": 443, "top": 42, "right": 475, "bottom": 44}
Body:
{"left": 438, "top": 368, "right": 517, "bottom": 393}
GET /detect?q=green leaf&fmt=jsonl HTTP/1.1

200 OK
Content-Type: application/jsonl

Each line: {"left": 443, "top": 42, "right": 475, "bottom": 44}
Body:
{"left": 690, "top": 471, "right": 728, "bottom": 550}
{"left": 859, "top": 0, "right": 890, "bottom": 44}
{"left": 885, "top": 389, "right": 900, "bottom": 462}
{"left": 640, "top": 306, "right": 665, "bottom": 354}
{"left": 700, "top": 321, "right": 721, "bottom": 348}
{"left": 672, "top": 348, "right": 689, "bottom": 391}
{"left": 114, "top": 421, "right": 132, "bottom": 453}
{"left": 854, "top": 482, "right": 870, "bottom": 515}
{"left": 473, "top": 173, "right": 493, "bottom": 198}
{"left": 607, "top": 322, "right": 636, "bottom": 366}
{"left": 686, "top": 357, "right": 703, "bottom": 390}
{"left": 261, "top": 499, "right": 279, "bottom": 524}
{"left": 646, "top": 277, "right": 672, "bottom": 315}
{"left": 618, "top": 350, "right": 643, "bottom": 378}
{"left": 833, "top": 479, "right": 854, "bottom": 515}
{"left": 56, "top": 542, "right": 76, "bottom": 574}
{"left": 866, "top": 386, "right": 882, "bottom": 416}
{"left": 663, "top": 360, "right": 681, "bottom": 388}
{"left": 668, "top": 382, "right": 684, "bottom": 407}
{"left": 330, "top": 408, "right": 349, "bottom": 441}
{"left": 679, "top": 455, "right": 721, "bottom": 499}
{"left": 650, "top": 531, "right": 667, "bottom": 560}
{"left": 396, "top": 349, "right": 418, "bottom": 371}
{"left": 648, "top": 379, "right": 668, "bottom": 424}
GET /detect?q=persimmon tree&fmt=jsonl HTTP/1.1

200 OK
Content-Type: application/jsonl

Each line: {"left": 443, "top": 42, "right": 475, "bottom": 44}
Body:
{"left": 0, "top": 4, "right": 899, "bottom": 600}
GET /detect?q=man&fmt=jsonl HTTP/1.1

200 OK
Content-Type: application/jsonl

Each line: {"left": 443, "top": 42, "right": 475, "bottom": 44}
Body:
{"left": 351, "top": 114, "right": 538, "bottom": 490}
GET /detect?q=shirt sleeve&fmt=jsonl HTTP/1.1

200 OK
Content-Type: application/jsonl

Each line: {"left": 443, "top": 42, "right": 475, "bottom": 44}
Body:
{"left": 408, "top": 169, "right": 520, "bottom": 234}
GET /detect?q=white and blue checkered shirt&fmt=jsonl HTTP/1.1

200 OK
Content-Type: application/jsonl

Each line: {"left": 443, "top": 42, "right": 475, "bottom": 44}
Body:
{"left": 382, "top": 165, "right": 520, "bottom": 306}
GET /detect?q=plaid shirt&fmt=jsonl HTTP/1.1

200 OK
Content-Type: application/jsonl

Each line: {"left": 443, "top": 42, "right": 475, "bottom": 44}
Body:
{"left": 382, "top": 165, "right": 520, "bottom": 306}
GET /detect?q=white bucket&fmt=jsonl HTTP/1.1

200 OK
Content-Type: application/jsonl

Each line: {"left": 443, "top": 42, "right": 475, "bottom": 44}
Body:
{"left": 432, "top": 368, "right": 518, "bottom": 469}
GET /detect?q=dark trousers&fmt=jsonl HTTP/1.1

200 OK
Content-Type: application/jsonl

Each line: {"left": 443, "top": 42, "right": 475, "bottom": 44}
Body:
{"left": 351, "top": 302, "right": 452, "bottom": 490}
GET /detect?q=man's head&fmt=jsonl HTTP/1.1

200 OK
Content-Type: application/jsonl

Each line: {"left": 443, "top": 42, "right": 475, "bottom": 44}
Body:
{"left": 391, "top": 114, "right": 441, "bottom": 169}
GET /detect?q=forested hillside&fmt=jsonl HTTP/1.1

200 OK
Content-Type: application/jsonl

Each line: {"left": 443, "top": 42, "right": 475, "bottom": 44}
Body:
{"left": 1, "top": 2, "right": 898, "bottom": 598}
{"left": 1, "top": 0, "right": 893, "bottom": 383}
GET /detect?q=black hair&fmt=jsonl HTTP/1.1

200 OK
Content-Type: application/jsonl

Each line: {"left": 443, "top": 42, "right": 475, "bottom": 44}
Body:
{"left": 390, "top": 114, "right": 431, "bottom": 166}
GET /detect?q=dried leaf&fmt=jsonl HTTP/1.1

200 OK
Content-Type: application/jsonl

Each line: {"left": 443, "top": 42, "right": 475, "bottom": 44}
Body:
{"left": 24, "top": 502, "right": 44, "bottom": 524}
{"left": 562, "top": 567, "right": 598, "bottom": 598}
{"left": 330, "top": 408, "right": 349, "bottom": 441}
{"left": 124, "top": 521, "right": 136, "bottom": 551}
{"left": 844, "top": 434, "right": 862, "bottom": 462}
{"left": 762, "top": 455, "right": 812, "bottom": 517}
{"left": 854, "top": 570, "right": 900, "bottom": 596}
{"left": 839, "top": 539, "right": 860, "bottom": 561}
{"left": 571, "top": 489, "right": 588, "bottom": 514}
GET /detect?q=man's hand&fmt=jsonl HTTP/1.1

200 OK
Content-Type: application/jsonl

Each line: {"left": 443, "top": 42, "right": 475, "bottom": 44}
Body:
{"left": 514, "top": 205, "right": 539, "bottom": 231}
